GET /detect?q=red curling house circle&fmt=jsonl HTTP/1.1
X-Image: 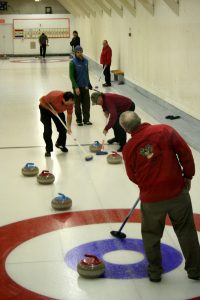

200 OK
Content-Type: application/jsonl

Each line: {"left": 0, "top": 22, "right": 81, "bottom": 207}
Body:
{"left": 0, "top": 209, "right": 199, "bottom": 300}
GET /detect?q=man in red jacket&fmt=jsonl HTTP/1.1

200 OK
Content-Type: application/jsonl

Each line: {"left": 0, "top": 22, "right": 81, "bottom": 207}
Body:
{"left": 91, "top": 92, "right": 135, "bottom": 151}
{"left": 119, "top": 111, "right": 200, "bottom": 282}
{"left": 100, "top": 40, "right": 112, "bottom": 87}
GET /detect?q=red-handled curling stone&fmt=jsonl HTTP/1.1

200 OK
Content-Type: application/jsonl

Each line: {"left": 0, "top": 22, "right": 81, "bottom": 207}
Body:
{"left": 37, "top": 170, "right": 55, "bottom": 184}
{"left": 77, "top": 254, "right": 105, "bottom": 278}
{"left": 51, "top": 193, "right": 72, "bottom": 210}
{"left": 21, "top": 163, "right": 39, "bottom": 177}
{"left": 107, "top": 151, "right": 122, "bottom": 164}
{"left": 89, "top": 141, "right": 102, "bottom": 153}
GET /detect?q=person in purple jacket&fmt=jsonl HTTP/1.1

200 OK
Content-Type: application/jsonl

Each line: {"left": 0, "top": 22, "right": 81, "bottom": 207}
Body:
{"left": 91, "top": 92, "right": 135, "bottom": 151}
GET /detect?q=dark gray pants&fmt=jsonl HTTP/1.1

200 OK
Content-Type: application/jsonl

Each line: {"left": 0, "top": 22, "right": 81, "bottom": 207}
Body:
{"left": 74, "top": 87, "right": 90, "bottom": 124}
{"left": 113, "top": 102, "right": 135, "bottom": 147}
{"left": 141, "top": 189, "right": 200, "bottom": 278}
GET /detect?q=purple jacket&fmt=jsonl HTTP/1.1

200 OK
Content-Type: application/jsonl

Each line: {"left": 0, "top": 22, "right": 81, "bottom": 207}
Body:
{"left": 102, "top": 93, "right": 134, "bottom": 131}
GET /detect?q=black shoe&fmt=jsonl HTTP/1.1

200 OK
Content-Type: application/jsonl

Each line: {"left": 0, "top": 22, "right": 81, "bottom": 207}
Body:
{"left": 188, "top": 275, "right": 200, "bottom": 280}
{"left": 149, "top": 276, "right": 162, "bottom": 283}
{"left": 55, "top": 144, "right": 68, "bottom": 152}
{"left": 77, "top": 122, "right": 83, "bottom": 126}
{"left": 45, "top": 152, "right": 51, "bottom": 157}
{"left": 107, "top": 137, "right": 117, "bottom": 144}
{"left": 165, "top": 115, "right": 181, "bottom": 120}
{"left": 117, "top": 146, "right": 123, "bottom": 152}
{"left": 102, "top": 83, "right": 111, "bottom": 87}
{"left": 84, "top": 121, "right": 93, "bottom": 125}
{"left": 148, "top": 273, "right": 162, "bottom": 283}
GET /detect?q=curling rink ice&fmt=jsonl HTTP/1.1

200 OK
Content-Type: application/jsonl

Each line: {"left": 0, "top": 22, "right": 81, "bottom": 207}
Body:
{"left": 0, "top": 56, "right": 200, "bottom": 300}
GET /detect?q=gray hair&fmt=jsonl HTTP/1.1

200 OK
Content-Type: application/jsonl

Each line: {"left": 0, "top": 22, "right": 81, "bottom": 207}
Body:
{"left": 119, "top": 111, "right": 141, "bottom": 133}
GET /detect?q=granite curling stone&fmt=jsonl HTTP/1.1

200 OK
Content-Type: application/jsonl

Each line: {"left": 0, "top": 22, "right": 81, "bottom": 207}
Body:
{"left": 89, "top": 141, "right": 102, "bottom": 153}
{"left": 77, "top": 254, "right": 105, "bottom": 278}
{"left": 107, "top": 151, "right": 122, "bottom": 164}
{"left": 22, "top": 163, "right": 39, "bottom": 177}
{"left": 37, "top": 170, "right": 55, "bottom": 184}
{"left": 51, "top": 193, "right": 72, "bottom": 210}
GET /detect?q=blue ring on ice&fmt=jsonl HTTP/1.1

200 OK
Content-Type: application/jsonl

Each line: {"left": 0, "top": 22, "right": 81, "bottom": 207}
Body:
{"left": 65, "top": 238, "right": 183, "bottom": 279}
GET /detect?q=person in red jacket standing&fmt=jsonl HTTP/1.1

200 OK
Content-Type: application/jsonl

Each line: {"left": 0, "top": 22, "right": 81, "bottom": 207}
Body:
{"left": 100, "top": 40, "right": 112, "bottom": 87}
{"left": 120, "top": 111, "right": 200, "bottom": 283}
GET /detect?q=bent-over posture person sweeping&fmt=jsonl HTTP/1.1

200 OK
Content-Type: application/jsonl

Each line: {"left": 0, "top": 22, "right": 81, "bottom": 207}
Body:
{"left": 39, "top": 90, "right": 74, "bottom": 157}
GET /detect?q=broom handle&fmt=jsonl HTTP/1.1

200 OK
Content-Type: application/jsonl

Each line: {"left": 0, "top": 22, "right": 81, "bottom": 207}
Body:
{"left": 49, "top": 105, "right": 88, "bottom": 155}
{"left": 98, "top": 65, "right": 106, "bottom": 81}
{"left": 118, "top": 197, "right": 140, "bottom": 233}
{"left": 101, "top": 113, "right": 110, "bottom": 150}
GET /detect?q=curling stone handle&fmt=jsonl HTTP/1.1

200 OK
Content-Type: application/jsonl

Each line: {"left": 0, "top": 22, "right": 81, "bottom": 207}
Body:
{"left": 111, "top": 151, "right": 118, "bottom": 156}
{"left": 85, "top": 254, "right": 99, "bottom": 262}
{"left": 41, "top": 170, "right": 50, "bottom": 175}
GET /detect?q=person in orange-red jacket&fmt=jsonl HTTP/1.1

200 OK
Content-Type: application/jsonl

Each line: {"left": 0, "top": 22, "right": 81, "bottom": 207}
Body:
{"left": 100, "top": 40, "right": 112, "bottom": 87}
{"left": 39, "top": 91, "right": 74, "bottom": 157}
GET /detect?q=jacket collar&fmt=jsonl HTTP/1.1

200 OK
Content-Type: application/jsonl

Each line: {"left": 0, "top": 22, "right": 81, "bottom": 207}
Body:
{"left": 131, "top": 123, "right": 150, "bottom": 136}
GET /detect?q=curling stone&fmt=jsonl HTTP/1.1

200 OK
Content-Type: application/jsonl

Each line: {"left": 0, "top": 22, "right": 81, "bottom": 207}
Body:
{"left": 107, "top": 151, "right": 122, "bottom": 164}
{"left": 89, "top": 141, "right": 102, "bottom": 153}
{"left": 77, "top": 254, "right": 105, "bottom": 278}
{"left": 37, "top": 170, "right": 55, "bottom": 185}
{"left": 22, "top": 163, "right": 39, "bottom": 177}
{"left": 51, "top": 193, "right": 72, "bottom": 210}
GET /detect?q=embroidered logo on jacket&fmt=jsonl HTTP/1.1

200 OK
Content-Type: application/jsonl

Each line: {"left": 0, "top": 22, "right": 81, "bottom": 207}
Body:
{"left": 140, "top": 144, "right": 154, "bottom": 159}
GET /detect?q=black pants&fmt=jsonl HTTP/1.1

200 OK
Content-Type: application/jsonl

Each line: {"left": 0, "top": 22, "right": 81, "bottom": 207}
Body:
{"left": 74, "top": 87, "right": 90, "bottom": 123}
{"left": 40, "top": 45, "right": 46, "bottom": 57}
{"left": 103, "top": 64, "right": 111, "bottom": 85}
{"left": 39, "top": 106, "right": 67, "bottom": 152}
{"left": 113, "top": 102, "right": 135, "bottom": 147}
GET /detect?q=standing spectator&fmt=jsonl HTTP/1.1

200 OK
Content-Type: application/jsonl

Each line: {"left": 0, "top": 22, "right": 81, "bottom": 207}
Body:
{"left": 39, "top": 32, "right": 48, "bottom": 58}
{"left": 100, "top": 40, "right": 112, "bottom": 87}
{"left": 69, "top": 46, "right": 93, "bottom": 126}
{"left": 91, "top": 92, "right": 135, "bottom": 151}
{"left": 39, "top": 90, "right": 74, "bottom": 157}
{"left": 119, "top": 111, "right": 200, "bottom": 282}
{"left": 70, "top": 30, "right": 80, "bottom": 51}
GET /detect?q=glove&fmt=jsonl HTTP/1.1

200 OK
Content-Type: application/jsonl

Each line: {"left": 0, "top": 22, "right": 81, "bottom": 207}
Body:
{"left": 88, "top": 83, "right": 93, "bottom": 90}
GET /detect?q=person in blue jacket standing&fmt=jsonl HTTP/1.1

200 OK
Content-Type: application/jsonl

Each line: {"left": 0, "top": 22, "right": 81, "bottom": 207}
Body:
{"left": 69, "top": 46, "right": 93, "bottom": 126}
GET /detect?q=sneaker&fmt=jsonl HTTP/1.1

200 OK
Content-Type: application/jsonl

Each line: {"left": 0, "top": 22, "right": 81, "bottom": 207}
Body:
{"left": 188, "top": 275, "right": 200, "bottom": 280}
{"left": 102, "top": 83, "right": 111, "bottom": 87}
{"left": 77, "top": 122, "right": 83, "bottom": 126}
{"left": 45, "top": 152, "right": 51, "bottom": 157}
{"left": 55, "top": 144, "right": 68, "bottom": 152}
{"left": 148, "top": 273, "right": 162, "bottom": 283}
{"left": 107, "top": 137, "right": 117, "bottom": 144}
{"left": 117, "top": 146, "right": 123, "bottom": 152}
{"left": 84, "top": 121, "right": 93, "bottom": 125}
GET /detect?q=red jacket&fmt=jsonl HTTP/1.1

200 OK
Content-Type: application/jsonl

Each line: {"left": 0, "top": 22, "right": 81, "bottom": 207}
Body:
{"left": 41, "top": 91, "right": 73, "bottom": 114}
{"left": 100, "top": 45, "right": 112, "bottom": 65}
{"left": 122, "top": 123, "right": 195, "bottom": 203}
{"left": 102, "top": 93, "right": 135, "bottom": 131}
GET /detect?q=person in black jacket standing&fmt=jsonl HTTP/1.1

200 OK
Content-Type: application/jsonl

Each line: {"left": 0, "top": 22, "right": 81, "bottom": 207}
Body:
{"left": 70, "top": 31, "right": 80, "bottom": 51}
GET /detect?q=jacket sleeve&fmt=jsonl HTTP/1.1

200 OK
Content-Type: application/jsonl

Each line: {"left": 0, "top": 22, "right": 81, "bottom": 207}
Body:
{"left": 100, "top": 50, "right": 103, "bottom": 64}
{"left": 87, "top": 63, "right": 92, "bottom": 88}
{"left": 69, "top": 61, "right": 78, "bottom": 89}
{"left": 170, "top": 127, "right": 195, "bottom": 179}
{"left": 106, "top": 47, "right": 112, "bottom": 65}
{"left": 70, "top": 38, "right": 74, "bottom": 46}
{"left": 104, "top": 103, "right": 118, "bottom": 131}
{"left": 122, "top": 145, "right": 138, "bottom": 184}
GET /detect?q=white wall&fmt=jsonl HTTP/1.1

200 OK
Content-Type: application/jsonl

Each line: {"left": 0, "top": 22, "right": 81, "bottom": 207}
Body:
{"left": 0, "top": 14, "right": 74, "bottom": 55}
{"left": 73, "top": 0, "right": 200, "bottom": 120}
